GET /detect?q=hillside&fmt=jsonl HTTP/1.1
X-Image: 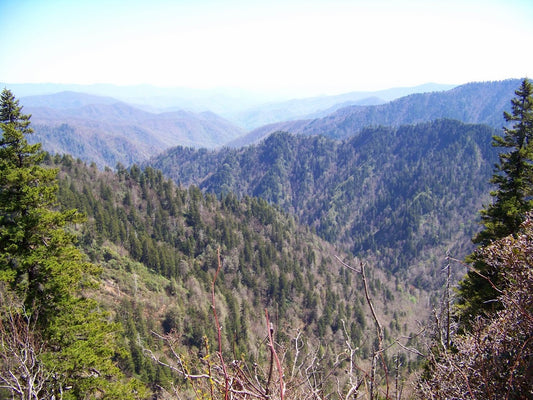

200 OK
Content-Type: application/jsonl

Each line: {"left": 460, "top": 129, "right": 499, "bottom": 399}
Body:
{"left": 23, "top": 92, "right": 244, "bottom": 167}
{"left": 231, "top": 79, "right": 520, "bottom": 146}
{"left": 10, "top": 81, "right": 502, "bottom": 167}
{"left": 148, "top": 120, "right": 499, "bottom": 288}
{"left": 48, "top": 154, "right": 427, "bottom": 397}
{"left": 8, "top": 82, "right": 455, "bottom": 123}
{"left": 226, "top": 83, "right": 456, "bottom": 130}
{"left": 4, "top": 81, "right": 527, "bottom": 398}
{"left": 21, "top": 90, "right": 120, "bottom": 108}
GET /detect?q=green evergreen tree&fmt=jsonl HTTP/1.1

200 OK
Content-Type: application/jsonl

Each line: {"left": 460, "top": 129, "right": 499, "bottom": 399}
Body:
{"left": 0, "top": 89, "right": 147, "bottom": 399}
{"left": 457, "top": 78, "right": 533, "bottom": 324}
{"left": 475, "top": 78, "right": 533, "bottom": 244}
{"left": 0, "top": 88, "right": 75, "bottom": 315}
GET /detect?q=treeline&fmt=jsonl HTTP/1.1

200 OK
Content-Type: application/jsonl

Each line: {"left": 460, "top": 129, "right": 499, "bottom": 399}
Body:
{"left": 148, "top": 119, "right": 499, "bottom": 288}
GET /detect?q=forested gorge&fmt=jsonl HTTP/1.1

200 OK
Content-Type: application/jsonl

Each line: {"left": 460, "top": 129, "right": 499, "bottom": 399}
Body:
{"left": 1, "top": 79, "right": 532, "bottom": 399}
{"left": 149, "top": 119, "right": 500, "bottom": 288}
{"left": 44, "top": 154, "right": 426, "bottom": 397}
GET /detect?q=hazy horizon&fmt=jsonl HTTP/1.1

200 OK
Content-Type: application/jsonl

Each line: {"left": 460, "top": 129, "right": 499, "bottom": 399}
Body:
{"left": 2, "top": 80, "right": 461, "bottom": 99}
{"left": 1, "top": 0, "right": 532, "bottom": 98}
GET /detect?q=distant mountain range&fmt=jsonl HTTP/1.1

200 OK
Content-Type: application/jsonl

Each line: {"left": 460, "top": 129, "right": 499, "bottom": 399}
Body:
{"left": 227, "top": 83, "right": 457, "bottom": 130}
{"left": 4, "top": 83, "right": 274, "bottom": 115}
{"left": 21, "top": 91, "right": 120, "bottom": 108}
{"left": 231, "top": 79, "right": 520, "bottom": 146}
{"left": 4, "top": 79, "right": 521, "bottom": 167}
{"left": 22, "top": 92, "right": 244, "bottom": 167}
{"left": 5, "top": 82, "right": 455, "bottom": 118}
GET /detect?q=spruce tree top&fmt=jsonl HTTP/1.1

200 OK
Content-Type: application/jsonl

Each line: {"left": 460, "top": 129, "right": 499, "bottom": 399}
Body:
{"left": 0, "top": 88, "right": 33, "bottom": 133}
{"left": 474, "top": 78, "right": 533, "bottom": 245}
{"left": 456, "top": 78, "right": 533, "bottom": 327}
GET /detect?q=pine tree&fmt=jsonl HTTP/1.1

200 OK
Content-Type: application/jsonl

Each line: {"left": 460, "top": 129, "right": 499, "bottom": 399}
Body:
{"left": 456, "top": 78, "right": 533, "bottom": 324}
{"left": 0, "top": 89, "right": 89, "bottom": 317}
{"left": 475, "top": 78, "right": 533, "bottom": 244}
{"left": 0, "top": 89, "right": 147, "bottom": 399}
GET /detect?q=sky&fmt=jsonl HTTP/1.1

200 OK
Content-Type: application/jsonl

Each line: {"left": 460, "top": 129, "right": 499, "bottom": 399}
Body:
{"left": 1, "top": 0, "right": 532, "bottom": 97}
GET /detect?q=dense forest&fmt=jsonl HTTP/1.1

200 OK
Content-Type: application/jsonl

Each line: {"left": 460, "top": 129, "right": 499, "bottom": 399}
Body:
{"left": 148, "top": 119, "right": 500, "bottom": 289}
{"left": 1, "top": 79, "right": 532, "bottom": 399}
{"left": 0, "top": 152, "right": 426, "bottom": 398}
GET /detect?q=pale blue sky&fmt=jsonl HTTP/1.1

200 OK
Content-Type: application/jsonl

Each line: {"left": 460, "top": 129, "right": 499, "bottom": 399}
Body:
{"left": 1, "top": 0, "right": 532, "bottom": 97}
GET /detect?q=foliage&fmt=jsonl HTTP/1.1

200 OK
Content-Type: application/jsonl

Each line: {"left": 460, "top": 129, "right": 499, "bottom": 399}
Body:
{"left": 418, "top": 213, "right": 533, "bottom": 399}
{"left": 418, "top": 80, "right": 533, "bottom": 398}
{"left": 0, "top": 89, "right": 148, "bottom": 399}
{"left": 8, "top": 80, "right": 520, "bottom": 397}
{"left": 457, "top": 78, "right": 533, "bottom": 324}
{"left": 475, "top": 78, "right": 533, "bottom": 244}
{"left": 46, "top": 150, "right": 426, "bottom": 397}
{"left": 0, "top": 88, "right": 89, "bottom": 320}
{"left": 148, "top": 119, "right": 499, "bottom": 289}
{"left": 146, "top": 251, "right": 423, "bottom": 400}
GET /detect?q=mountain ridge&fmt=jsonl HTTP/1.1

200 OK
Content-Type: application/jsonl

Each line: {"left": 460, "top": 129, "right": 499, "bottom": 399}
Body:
{"left": 25, "top": 95, "right": 245, "bottom": 167}
{"left": 6, "top": 81, "right": 456, "bottom": 112}
{"left": 147, "top": 119, "right": 500, "bottom": 288}
{"left": 230, "top": 79, "right": 520, "bottom": 146}
{"left": 21, "top": 90, "right": 120, "bottom": 109}
{"left": 226, "top": 83, "right": 457, "bottom": 129}
{"left": 11, "top": 79, "right": 520, "bottom": 169}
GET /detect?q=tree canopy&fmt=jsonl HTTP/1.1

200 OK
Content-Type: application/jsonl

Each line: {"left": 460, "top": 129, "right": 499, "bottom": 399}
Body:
{"left": 0, "top": 88, "right": 147, "bottom": 399}
{"left": 457, "top": 78, "right": 533, "bottom": 323}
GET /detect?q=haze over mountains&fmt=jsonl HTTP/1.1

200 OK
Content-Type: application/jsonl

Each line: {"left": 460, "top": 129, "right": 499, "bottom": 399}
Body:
{"left": 5, "top": 83, "right": 275, "bottom": 115}
{"left": 225, "top": 82, "right": 457, "bottom": 129}
{"left": 23, "top": 91, "right": 243, "bottom": 167}
{"left": 7, "top": 79, "right": 520, "bottom": 168}
{"left": 234, "top": 79, "right": 519, "bottom": 146}
{"left": 8, "top": 81, "right": 455, "bottom": 119}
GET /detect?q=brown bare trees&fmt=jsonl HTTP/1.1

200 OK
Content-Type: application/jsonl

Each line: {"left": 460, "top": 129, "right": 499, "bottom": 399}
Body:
{"left": 0, "top": 288, "right": 50, "bottom": 400}
{"left": 419, "top": 214, "right": 533, "bottom": 399}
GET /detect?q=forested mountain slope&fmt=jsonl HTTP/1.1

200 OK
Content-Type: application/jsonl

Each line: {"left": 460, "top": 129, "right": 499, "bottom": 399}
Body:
{"left": 227, "top": 83, "right": 456, "bottom": 130}
{"left": 23, "top": 92, "right": 244, "bottom": 167}
{"left": 232, "top": 79, "right": 520, "bottom": 146}
{"left": 15, "top": 80, "right": 513, "bottom": 168}
{"left": 148, "top": 119, "right": 499, "bottom": 288}
{"left": 49, "top": 154, "right": 426, "bottom": 396}
{"left": 10, "top": 82, "right": 455, "bottom": 128}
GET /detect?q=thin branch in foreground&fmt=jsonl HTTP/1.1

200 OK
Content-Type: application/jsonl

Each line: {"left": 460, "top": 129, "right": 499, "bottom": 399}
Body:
{"left": 212, "top": 247, "right": 230, "bottom": 400}
{"left": 336, "top": 256, "right": 391, "bottom": 400}
{"left": 265, "top": 308, "right": 284, "bottom": 400}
